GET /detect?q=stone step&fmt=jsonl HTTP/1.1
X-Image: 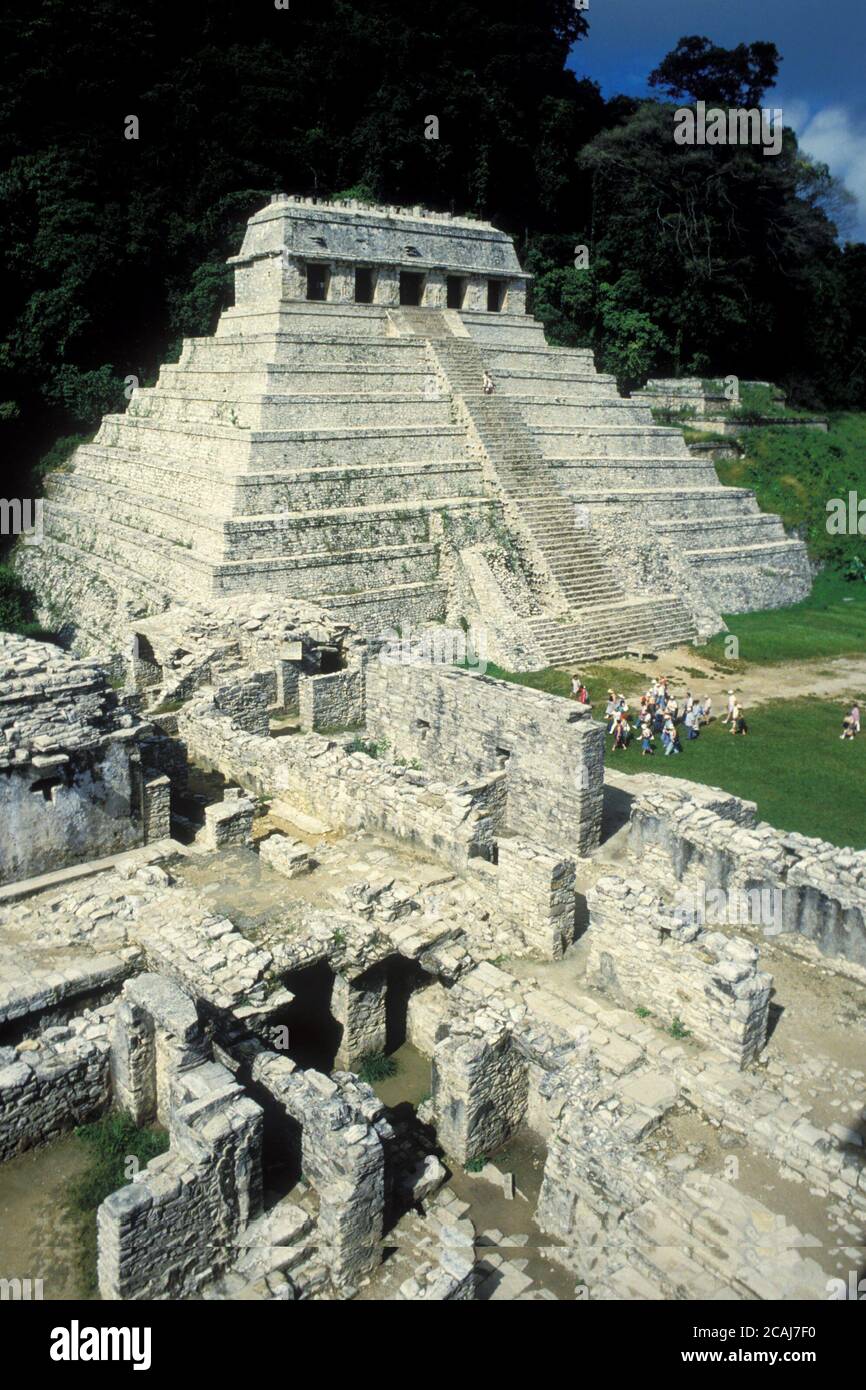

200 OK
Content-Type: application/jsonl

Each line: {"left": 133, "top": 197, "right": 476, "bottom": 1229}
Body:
{"left": 160, "top": 363, "right": 434, "bottom": 395}
{"left": 70, "top": 446, "right": 488, "bottom": 512}
{"left": 128, "top": 387, "right": 452, "bottom": 431}
{"left": 215, "top": 301, "right": 392, "bottom": 340}
{"left": 219, "top": 495, "right": 495, "bottom": 561}
{"left": 310, "top": 580, "right": 449, "bottom": 634}
{"left": 517, "top": 401, "right": 657, "bottom": 428}
{"left": 535, "top": 429, "right": 694, "bottom": 459}
{"left": 685, "top": 538, "right": 806, "bottom": 561}
{"left": 209, "top": 540, "right": 441, "bottom": 604}
{"left": 493, "top": 372, "right": 616, "bottom": 399}
{"left": 46, "top": 499, "right": 443, "bottom": 602}
{"left": 656, "top": 514, "right": 788, "bottom": 546}
{"left": 564, "top": 486, "right": 759, "bottom": 519}
{"left": 181, "top": 330, "right": 429, "bottom": 370}
{"left": 94, "top": 415, "right": 469, "bottom": 469}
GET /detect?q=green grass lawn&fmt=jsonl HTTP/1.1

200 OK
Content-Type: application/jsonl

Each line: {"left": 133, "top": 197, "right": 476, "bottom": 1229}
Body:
{"left": 608, "top": 699, "right": 866, "bottom": 849}
{"left": 483, "top": 633, "right": 866, "bottom": 847}
{"left": 700, "top": 569, "right": 866, "bottom": 668}
{"left": 480, "top": 660, "right": 646, "bottom": 698}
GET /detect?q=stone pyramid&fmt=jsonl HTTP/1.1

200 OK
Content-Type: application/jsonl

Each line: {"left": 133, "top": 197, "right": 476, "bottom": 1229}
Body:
{"left": 22, "top": 194, "right": 811, "bottom": 667}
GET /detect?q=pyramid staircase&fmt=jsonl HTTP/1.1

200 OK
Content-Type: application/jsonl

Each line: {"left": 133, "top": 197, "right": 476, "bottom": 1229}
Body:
{"left": 429, "top": 333, "right": 697, "bottom": 664}
{"left": 465, "top": 315, "right": 812, "bottom": 617}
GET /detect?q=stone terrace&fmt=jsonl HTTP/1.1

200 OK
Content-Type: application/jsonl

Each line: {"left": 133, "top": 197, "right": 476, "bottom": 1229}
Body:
{"left": 21, "top": 195, "right": 811, "bottom": 667}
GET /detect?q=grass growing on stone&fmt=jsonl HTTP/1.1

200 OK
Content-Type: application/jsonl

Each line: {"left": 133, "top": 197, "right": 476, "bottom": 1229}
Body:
{"left": 345, "top": 735, "right": 389, "bottom": 759}
{"left": 149, "top": 696, "right": 187, "bottom": 715}
{"left": 67, "top": 1110, "right": 169, "bottom": 1294}
{"left": 609, "top": 698, "right": 866, "bottom": 850}
{"left": 357, "top": 1052, "right": 398, "bottom": 1084}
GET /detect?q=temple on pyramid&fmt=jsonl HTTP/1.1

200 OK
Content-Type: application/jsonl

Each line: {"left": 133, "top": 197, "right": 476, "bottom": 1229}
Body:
{"left": 22, "top": 194, "right": 812, "bottom": 667}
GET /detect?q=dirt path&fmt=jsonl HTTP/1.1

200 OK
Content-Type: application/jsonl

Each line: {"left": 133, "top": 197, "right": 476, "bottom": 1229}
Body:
{"left": 581, "top": 649, "right": 866, "bottom": 714}
{"left": 0, "top": 1135, "right": 92, "bottom": 1300}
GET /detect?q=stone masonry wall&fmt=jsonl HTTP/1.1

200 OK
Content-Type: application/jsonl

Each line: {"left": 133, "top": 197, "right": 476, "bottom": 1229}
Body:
{"left": 143, "top": 775, "right": 171, "bottom": 842}
{"left": 365, "top": 662, "right": 605, "bottom": 857}
{"left": 177, "top": 695, "right": 503, "bottom": 872}
{"left": 0, "top": 740, "right": 145, "bottom": 887}
{"left": 252, "top": 1052, "right": 385, "bottom": 1291}
{"left": 586, "top": 876, "right": 772, "bottom": 1069}
{"left": 432, "top": 1022, "right": 529, "bottom": 1164}
{"left": 332, "top": 967, "right": 388, "bottom": 1069}
{"left": 0, "top": 1015, "right": 111, "bottom": 1161}
{"left": 213, "top": 674, "right": 271, "bottom": 737}
{"left": 98, "top": 1059, "right": 263, "bottom": 1300}
{"left": 109, "top": 974, "right": 210, "bottom": 1128}
{"left": 629, "top": 782, "right": 866, "bottom": 967}
{"left": 534, "top": 1058, "right": 830, "bottom": 1301}
{"left": 496, "top": 836, "right": 576, "bottom": 959}
{"left": 298, "top": 667, "right": 365, "bottom": 732}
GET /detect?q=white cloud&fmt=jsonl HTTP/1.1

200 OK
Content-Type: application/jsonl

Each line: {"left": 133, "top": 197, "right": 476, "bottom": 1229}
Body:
{"left": 780, "top": 98, "right": 866, "bottom": 241}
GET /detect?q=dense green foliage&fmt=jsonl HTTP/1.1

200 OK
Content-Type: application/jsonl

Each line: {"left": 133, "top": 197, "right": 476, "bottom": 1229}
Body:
{"left": 357, "top": 1051, "right": 398, "bottom": 1084}
{"left": 716, "top": 414, "right": 866, "bottom": 570}
{"left": 70, "top": 1110, "right": 169, "bottom": 1213}
{"left": 528, "top": 104, "right": 866, "bottom": 399}
{"left": 0, "top": 561, "right": 53, "bottom": 638}
{"left": 2, "top": 5, "right": 866, "bottom": 631}
{"left": 0, "top": 0, "right": 590, "bottom": 496}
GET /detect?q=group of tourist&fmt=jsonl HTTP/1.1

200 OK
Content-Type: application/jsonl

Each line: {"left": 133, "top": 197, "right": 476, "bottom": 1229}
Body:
{"left": 571, "top": 672, "right": 752, "bottom": 756}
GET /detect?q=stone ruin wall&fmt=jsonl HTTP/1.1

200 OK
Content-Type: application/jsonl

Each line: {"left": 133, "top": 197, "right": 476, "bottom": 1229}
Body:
{"left": 250, "top": 1051, "right": 387, "bottom": 1292}
{"left": 298, "top": 666, "right": 366, "bottom": 733}
{"left": 365, "top": 661, "right": 605, "bottom": 857}
{"left": 629, "top": 782, "right": 866, "bottom": 967}
{"left": 176, "top": 689, "right": 506, "bottom": 872}
{"left": 0, "top": 1016, "right": 111, "bottom": 1163}
{"left": 0, "top": 634, "right": 169, "bottom": 887}
{"left": 0, "top": 740, "right": 146, "bottom": 886}
{"left": 495, "top": 837, "right": 577, "bottom": 959}
{"left": 586, "top": 876, "right": 772, "bottom": 1069}
{"left": 97, "top": 1062, "right": 263, "bottom": 1301}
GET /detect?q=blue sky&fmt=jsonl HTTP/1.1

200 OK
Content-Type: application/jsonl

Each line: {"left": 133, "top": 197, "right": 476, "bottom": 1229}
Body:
{"left": 568, "top": 0, "right": 866, "bottom": 240}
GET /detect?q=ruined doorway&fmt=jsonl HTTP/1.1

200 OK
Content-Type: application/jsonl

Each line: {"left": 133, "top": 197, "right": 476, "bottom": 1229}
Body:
{"left": 446, "top": 276, "right": 466, "bottom": 310}
{"left": 318, "top": 644, "right": 345, "bottom": 674}
{"left": 306, "top": 264, "right": 329, "bottom": 301}
{"left": 400, "top": 272, "right": 424, "bottom": 306}
{"left": 487, "top": 279, "right": 506, "bottom": 313}
{"left": 280, "top": 959, "right": 342, "bottom": 1072}
{"left": 385, "top": 956, "right": 430, "bottom": 1054}
{"left": 355, "top": 267, "right": 375, "bottom": 303}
